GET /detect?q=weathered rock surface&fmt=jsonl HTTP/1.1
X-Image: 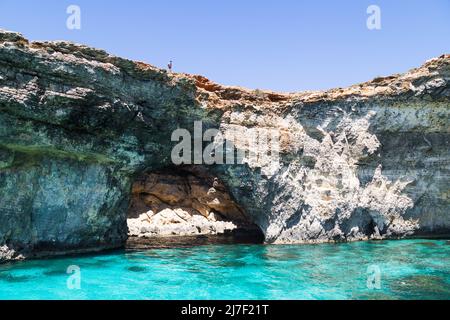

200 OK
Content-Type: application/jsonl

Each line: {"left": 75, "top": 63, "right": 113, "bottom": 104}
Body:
{"left": 128, "top": 167, "right": 251, "bottom": 238}
{"left": 0, "top": 29, "right": 449, "bottom": 260}
{"left": 128, "top": 210, "right": 238, "bottom": 238}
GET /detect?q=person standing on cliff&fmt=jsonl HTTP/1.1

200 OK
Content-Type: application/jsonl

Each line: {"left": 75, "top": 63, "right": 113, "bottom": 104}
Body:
{"left": 168, "top": 60, "right": 173, "bottom": 73}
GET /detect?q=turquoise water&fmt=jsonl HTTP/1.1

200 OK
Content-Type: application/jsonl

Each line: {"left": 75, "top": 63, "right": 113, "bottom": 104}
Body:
{"left": 0, "top": 239, "right": 449, "bottom": 300}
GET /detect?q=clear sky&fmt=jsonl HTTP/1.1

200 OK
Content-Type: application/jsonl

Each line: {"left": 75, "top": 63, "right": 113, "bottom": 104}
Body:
{"left": 0, "top": 0, "right": 449, "bottom": 92}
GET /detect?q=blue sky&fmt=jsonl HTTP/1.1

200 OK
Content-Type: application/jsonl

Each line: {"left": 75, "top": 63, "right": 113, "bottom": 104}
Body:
{"left": 0, "top": 0, "right": 449, "bottom": 92}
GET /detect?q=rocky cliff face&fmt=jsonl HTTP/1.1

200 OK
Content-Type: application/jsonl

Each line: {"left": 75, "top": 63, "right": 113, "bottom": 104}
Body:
{"left": 0, "top": 29, "right": 448, "bottom": 261}
{"left": 128, "top": 166, "right": 253, "bottom": 238}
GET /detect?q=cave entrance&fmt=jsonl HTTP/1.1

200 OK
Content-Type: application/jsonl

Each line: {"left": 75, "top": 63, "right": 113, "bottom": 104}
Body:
{"left": 126, "top": 166, "right": 264, "bottom": 248}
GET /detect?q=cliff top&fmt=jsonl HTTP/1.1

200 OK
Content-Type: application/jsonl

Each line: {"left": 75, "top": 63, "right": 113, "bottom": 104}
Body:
{"left": 1, "top": 29, "right": 449, "bottom": 110}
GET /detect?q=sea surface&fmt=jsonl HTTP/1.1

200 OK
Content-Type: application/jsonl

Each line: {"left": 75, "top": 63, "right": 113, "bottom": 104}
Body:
{"left": 0, "top": 239, "right": 449, "bottom": 300}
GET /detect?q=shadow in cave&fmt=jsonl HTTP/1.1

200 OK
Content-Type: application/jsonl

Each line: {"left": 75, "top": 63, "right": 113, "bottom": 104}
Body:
{"left": 125, "top": 165, "right": 264, "bottom": 249}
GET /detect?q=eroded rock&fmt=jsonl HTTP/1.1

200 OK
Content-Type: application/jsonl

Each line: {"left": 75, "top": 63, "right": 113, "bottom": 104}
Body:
{"left": 127, "top": 210, "right": 238, "bottom": 238}
{"left": 0, "top": 29, "right": 449, "bottom": 260}
{"left": 128, "top": 167, "right": 247, "bottom": 238}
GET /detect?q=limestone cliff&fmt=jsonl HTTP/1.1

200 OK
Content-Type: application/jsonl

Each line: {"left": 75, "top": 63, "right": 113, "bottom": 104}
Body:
{"left": 0, "top": 29, "right": 449, "bottom": 261}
